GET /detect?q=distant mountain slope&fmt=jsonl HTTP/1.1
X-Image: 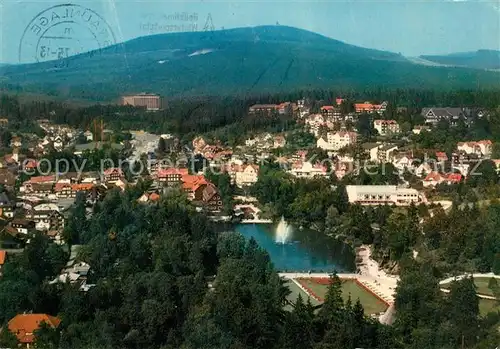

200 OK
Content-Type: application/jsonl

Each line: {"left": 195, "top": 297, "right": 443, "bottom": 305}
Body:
{"left": 420, "top": 50, "right": 500, "bottom": 70}
{"left": 0, "top": 26, "right": 499, "bottom": 100}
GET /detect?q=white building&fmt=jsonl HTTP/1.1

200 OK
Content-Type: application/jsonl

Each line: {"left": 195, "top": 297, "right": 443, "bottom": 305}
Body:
{"left": 53, "top": 136, "right": 64, "bottom": 151}
{"left": 234, "top": 164, "right": 259, "bottom": 188}
{"left": 288, "top": 162, "right": 328, "bottom": 179}
{"left": 317, "top": 131, "right": 357, "bottom": 151}
{"left": 345, "top": 185, "right": 424, "bottom": 206}
{"left": 457, "top": 140, "right": 492, "bottom": 157}
{"left": 84, "top": 131, "right": 93, "bottom": 141}
{"left": 377, "top": 144, "right": 398, "bottom": 163}
{"left": 363, "top": 143, "right": 382, "bottom": 162}
{"left": 305, "top": 114, "right": 325, "bottom": 136}
{"left": 412, "top": 125, "right": 430, "bottom": 135}
{"left": 374, "top": 120, "right": 400, "bottom": 136}
{"left": 392, "top": 154, "right": 414, "bottom": 173}
{"left": 415, "top": 163, "right": 434, "bottom": 178}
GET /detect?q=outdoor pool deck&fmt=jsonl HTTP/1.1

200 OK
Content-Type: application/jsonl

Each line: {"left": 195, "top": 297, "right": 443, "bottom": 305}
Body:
{"left": 284, "top": 275, "right": 390, "bottom": 316}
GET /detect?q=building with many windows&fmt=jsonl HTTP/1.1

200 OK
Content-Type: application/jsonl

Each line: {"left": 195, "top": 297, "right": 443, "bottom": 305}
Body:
{"left": 248, "top": 104, "right": 279, "bottom": 116}
{"left": 316, "top": 131, "right": 357, "bottom": 151}
{"left": 374, "top": 120, "right": 400, "bottom": 135}
{"left": 122, "top": 93, "right": 163, "bottom": 110}
{"left": 156, "top": 168, "right": 189, "bottom": 186}
{"left": 345, "top": 185, "right": 425, "bottom": 206}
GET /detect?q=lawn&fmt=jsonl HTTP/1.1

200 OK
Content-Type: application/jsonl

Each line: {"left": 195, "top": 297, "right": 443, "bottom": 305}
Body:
{"left": 479, "top": 299, "right": 500, "bottom": 316}
{"left": 295, "top": 278, "right": 388, "bottom": 315}
{"left": 441, "top": 277, "right": 498, "bottom": 297}
{"left": 474, "top": 277, "right": 497, "bottom": 296}
{"left": 284, "top": 280, "right": 321, "bottom": 311}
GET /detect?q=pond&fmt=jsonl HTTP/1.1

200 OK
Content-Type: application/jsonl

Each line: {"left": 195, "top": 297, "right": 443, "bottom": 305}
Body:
{"left": 232, "top": 223, "right": 356, "bottom": 273}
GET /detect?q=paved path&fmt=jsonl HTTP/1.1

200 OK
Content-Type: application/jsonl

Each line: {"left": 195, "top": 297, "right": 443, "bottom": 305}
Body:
{"left": 439, "top": 272, "right": 500, "bottom": 285}
{"left": 439, "top": 273, "right": 500, "bottom": 300}
{"left": 439, "top": 288, "right": 497, "bottom": 300}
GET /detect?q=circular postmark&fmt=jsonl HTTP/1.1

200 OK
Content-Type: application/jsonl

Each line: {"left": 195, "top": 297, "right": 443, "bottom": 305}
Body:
{"left": 18, "top": 4, "right": 116, "bottom": 66}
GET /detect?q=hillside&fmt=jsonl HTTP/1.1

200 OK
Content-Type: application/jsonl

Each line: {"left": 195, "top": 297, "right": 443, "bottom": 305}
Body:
{"left": 420, "top": 50, "right": 500, "bottom": 70}
{"left": 1, "top": 26, "right": 499, "bottom": 100}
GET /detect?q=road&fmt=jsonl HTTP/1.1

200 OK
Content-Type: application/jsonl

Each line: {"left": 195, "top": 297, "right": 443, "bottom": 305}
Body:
{"left": 128, "top": 131, "right": 161, "bottom": 162}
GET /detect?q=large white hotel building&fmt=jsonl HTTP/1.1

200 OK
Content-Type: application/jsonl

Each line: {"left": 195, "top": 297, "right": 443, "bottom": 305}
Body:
{"left": 345, "top": 185, "right": 425, "bottom": 206}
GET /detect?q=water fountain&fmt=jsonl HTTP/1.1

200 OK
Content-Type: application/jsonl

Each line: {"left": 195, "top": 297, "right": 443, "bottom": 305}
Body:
{"left": 275, "top": 216, "right": 292, "bottom": 244}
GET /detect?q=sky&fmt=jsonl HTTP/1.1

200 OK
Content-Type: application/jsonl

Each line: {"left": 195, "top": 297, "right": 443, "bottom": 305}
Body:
{"left": 0, "top": 0, "right": 499, "bottom": 64}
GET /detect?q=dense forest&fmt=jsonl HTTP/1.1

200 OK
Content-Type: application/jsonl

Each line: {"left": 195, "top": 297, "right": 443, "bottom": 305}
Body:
{"left": 250, "top": 160, "right": 500, "bottom": 275}
{"left": 2, "top": 89, "right": 500, "bottom": 348}
{"left": 1, "top": 188, "right": 499, "bottom": 349}
{"left": 2, "top": 26, "right": 500, "bottom": 99}
{"left": 2, "top": 89, "right": 500, "bottom": 143}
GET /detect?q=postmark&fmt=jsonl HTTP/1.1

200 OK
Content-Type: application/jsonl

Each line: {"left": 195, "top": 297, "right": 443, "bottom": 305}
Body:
{"left": 18, "top": 4, "right": 116, "bottom": 67}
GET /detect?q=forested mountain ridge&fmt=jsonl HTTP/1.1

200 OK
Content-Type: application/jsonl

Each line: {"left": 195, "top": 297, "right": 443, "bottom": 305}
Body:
{"left": 1, "top": 26, "right": 499, "bottom": 100}
{"left": 420, "top": 50, "right": 500, "bottom": 70}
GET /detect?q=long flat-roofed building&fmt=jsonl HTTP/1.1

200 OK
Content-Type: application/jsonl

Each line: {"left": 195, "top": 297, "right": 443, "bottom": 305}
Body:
{"left": 122, "top": 93, "right": 163, "bottom": 110}
{"left": 345, "top": 185, "right": 424, "bottom": 206}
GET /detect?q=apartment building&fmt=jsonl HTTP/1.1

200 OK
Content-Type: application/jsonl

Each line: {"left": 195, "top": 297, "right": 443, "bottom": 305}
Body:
{"left": 345, "top": 185, "right": 424, "bottom": 206}
{"left": 316, "top": 131, "right": 357, "bottom": 151}
{"left": 248, "top": 104, "right": 279, "bottom": 115}
{"left": 122, "top": 93, "right": 163, "bottom": 110}
{"left": 156, "top": 168, "right": 189, "bottom": 186}
{"left": 374, "top": 120, "right": 400, "bottom": 135}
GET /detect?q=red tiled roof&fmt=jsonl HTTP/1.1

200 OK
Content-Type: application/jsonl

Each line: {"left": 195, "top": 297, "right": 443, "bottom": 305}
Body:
{"left": 478, "top": 140, "right": 493, "bottom": 145}
{"left": 446, "top": 173, "right": 462, "bottom": 182}
{"left": 156, "top": 168, "right": 188, "bottom": 177}
{"left": 458, "top": 140, "right": 492, "bottom": 148}
{"left": 8, "top": 314, "right": 61, "bottom": 344}
{"left": 435, "top": 152, "right": 448, "bottom": 160}
{"left": 24, "top": 160, "right": 37, "bottom": 169}
{"left": 0, "top": 250, "right": 6, "bottom": 265}
{"left": 28, "top": 175, "right": 56, "bottom": 184}
{"left": 374, "top": 119, "right": 398, "bottom": 125}
{"left": 182, "top": 174, "right": 209, "bottom": 192}
{"left": 355, "top": 102, "right": 385, "bottom": 112}
{"left": 103, "top": 167, "right": 123, "bottom": 176}
{"left": 149, "top": 193, "right": 160, "bottom": 201}
{"left": 54, "top": 183, "right": 94, "bottom": 192}
{"left": 321, "top": 106, "right": 335, "bottom": 111}
{"left": 424, "top": 171, "right": 444, "bottom": 182}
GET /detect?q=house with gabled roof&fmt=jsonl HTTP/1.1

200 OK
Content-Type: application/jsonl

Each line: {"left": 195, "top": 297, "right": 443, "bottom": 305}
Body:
{"left": 138, "top": 192, "right": 161, "bottom": 204}
{"left": 423, "top": 171, "right": 446, "bottom": 187}
{"left": 182, "top": 174, "right": 209, "bottom": 201}
{"left": 103, "top": 167, "right": 124, "bottom": 183}
{"left": 423, "top": 171, "right": 462, "bottom": 187}
{"left": 202, "top": 184, "right": 223, "bottom": 213}
{"left": 421, "top": 107, "right": 469, "bottom": 125}
{"left": 435, "top": 152, "right": 448, "bottom": 162}
{"left": 7, "top": 313, "right": 61, "bottom": 347}
{"left": 457, "top": 140, "right": 492, "bottom": 157}
{"left": 392, "top": 153, "right": 415, "bottom": 173}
